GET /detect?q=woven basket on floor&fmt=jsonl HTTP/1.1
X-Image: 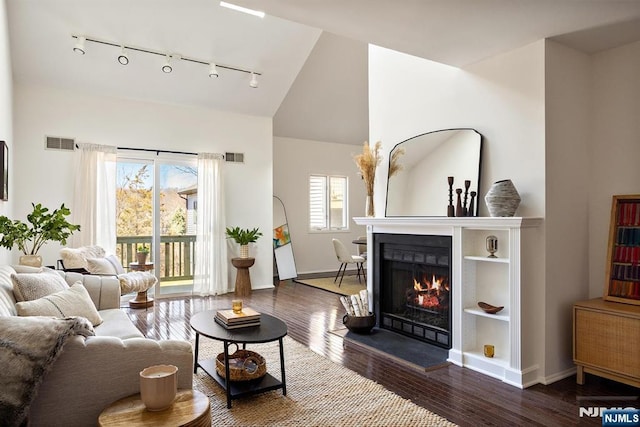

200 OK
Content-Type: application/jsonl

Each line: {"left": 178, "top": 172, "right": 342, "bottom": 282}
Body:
{"left": 216, "top": 345, "right": 266, "bottom": 381}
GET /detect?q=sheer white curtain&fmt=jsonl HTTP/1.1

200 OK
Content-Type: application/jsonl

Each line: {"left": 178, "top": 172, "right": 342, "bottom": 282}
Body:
{"left": 70, "top": 143, "right": 117, "bottom": 253}
{"left": 193, "top": 153, "right": 228, "bottom": 296}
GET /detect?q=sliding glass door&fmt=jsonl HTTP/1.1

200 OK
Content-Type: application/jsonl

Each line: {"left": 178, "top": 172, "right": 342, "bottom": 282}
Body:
{"left": 116, "top": 155, "right": 197, "bottom": 298}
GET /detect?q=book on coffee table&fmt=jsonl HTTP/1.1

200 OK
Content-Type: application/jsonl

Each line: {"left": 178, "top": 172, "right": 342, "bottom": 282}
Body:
{"left": 215, "top": 307, "right": 261, "bottom": 329}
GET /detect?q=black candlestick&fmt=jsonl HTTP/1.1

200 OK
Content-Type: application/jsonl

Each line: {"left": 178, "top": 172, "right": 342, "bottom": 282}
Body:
{"left": 447, "top": 177, "right": 455, "bottom": 217}
{"left": 468, "top": 191, "right": 476, "bottom": 217}
{"left": 463, "top": 180, "right": 471, "bottom": 216}
{"left": 456, "top": 188, "right": 463, "bottom": 217}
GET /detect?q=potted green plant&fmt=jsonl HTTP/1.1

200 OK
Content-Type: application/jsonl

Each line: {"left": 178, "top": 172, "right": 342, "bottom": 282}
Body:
{"left": 0, "top": 203, "right": 81, "bottom": 266}
{"left": 225, "top": 226, "right": 262, "bottom": 258}
{"left": 136, "top": 244, "right": 150, "bottom": 264}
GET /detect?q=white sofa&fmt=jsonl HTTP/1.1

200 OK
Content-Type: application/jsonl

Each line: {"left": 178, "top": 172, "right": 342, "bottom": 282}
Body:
{"left": 0, "top": 265, "right": 194, "bottom": 427}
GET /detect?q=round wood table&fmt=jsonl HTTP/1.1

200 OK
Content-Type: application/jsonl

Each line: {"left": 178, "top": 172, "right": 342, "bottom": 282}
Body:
{"left": 231, "top": 257, "right": 255, "bottom": 297}
{"left": 98, "top": 389, "right": 210, "bottom": 427}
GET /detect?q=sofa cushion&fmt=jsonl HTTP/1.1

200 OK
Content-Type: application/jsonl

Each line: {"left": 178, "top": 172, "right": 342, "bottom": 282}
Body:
{"left": 11, "top": 268, "right": 70, "bottom": 302}
{"left": 15, "top": 283, "right": 103, "bottom": 326}
{"left": 0, "top": 265, "right": 18, "bottom": 316}
{"left": 86, "top": 255, "right": 125, "bottom": 275}
{"left": 94, "top": 308, "right": 144, "bottom": 339}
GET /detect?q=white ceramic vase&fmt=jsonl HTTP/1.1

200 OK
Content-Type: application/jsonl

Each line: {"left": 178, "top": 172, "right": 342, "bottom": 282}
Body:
{"left": 139, "top": 364, "right": 178, "bottom": 411}
{"left": 240, "top": 244, "right": 249, "bottom": 258}
{"left": 365, "top": 195, "right": 374, "bottom": 217}
{"left": 484, "top": 179, "right": 521, "bottom": 217}
{"left": 19, "top": 255, "right": 43, "bottom": 267}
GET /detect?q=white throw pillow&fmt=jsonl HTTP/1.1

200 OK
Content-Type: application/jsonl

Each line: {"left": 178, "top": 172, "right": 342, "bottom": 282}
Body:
{"left": 15, "top": 282, "right": 103, "bottom": 326}
{"left": 11, "top": 269, "right": 69, "bottom": 302}
{"left": 60, "top": 245, "right": 106, "bottom": 269}
{"left": 85, "top": 254, "right": 125, "bottom": 275}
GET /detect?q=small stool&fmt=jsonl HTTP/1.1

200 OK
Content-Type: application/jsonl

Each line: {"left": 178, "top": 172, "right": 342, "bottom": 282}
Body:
{"left": 119, "top": 271, "right": 157, "bottom": 309}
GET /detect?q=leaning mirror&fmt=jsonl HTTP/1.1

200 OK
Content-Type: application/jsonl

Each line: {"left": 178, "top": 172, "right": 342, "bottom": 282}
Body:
{"left": 385, "top": 129, "right": 482, "bottom": 217}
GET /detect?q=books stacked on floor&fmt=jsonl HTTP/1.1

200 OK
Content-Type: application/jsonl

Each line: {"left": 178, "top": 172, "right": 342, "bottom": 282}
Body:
{"left": 215, "top": 307, "right": 261, "bottom": 329}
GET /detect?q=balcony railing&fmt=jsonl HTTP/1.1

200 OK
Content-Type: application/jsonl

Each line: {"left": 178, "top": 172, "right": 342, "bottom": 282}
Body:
{"left": 116, "top": 235, "right": 196, "bottom": 282}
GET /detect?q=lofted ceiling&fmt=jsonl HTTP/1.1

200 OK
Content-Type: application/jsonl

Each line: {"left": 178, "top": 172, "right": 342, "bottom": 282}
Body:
{"left": 7, "top": 1, "right": 640, "bottom": 146}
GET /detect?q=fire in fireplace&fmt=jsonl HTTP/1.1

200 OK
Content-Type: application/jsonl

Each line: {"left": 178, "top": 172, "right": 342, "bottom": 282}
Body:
{"left": 373, "top": 233, "right": 452, "bottom": 348}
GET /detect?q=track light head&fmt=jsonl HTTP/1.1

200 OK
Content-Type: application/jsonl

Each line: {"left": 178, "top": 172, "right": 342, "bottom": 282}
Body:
{"left": 208, "top": 63, "right": 219, "bottom": 78}
{"left": 162, "top": 55, "right": 173, "bottom": 73}
{"left": 117, "top": 46, "right": 129, "bottom": 65}
{"left": 73, "top": 36, "right": 86, "bottom": 55}
{"left": 249, "top": 72, "right": 258, "bottom": 88}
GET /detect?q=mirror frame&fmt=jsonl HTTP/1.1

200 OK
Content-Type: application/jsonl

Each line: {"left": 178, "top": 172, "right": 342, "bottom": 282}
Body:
{"left": 385, "top": 128, "right": 483, "bottom": 217}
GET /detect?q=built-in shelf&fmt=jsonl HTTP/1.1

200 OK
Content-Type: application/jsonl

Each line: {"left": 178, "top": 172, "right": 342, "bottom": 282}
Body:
{"left": 464, "top": 307, "right": 509, "bottom": 322}
{"left": 464, "top": 255, "right": 509, "bottom": 263}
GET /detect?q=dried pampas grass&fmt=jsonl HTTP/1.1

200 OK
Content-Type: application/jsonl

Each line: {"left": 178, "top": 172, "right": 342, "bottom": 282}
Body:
{"left": 388, "top": 147, "right": 405, "bottom": 178}
{"left": 353, "top": 141, "right": 382, "bottom": 197}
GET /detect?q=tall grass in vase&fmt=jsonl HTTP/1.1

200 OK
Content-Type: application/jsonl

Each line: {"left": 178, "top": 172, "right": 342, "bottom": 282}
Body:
{"left": 354, "top": 141, "right": 382, "bottom": 217}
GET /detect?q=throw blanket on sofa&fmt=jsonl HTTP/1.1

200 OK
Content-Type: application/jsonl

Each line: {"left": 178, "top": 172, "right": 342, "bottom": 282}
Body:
{"left": 0, "top": 316, "right": 95, "bottom": 427}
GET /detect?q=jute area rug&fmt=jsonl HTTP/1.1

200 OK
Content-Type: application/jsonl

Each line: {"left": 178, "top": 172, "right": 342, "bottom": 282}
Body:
{"left": 293, "top": 274, "right": 365, "bottom": 297}
{"left": 193, "top": 336, "right": 456, "bottom": 426}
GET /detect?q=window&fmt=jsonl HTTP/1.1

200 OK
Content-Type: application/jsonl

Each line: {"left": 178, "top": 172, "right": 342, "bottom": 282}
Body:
{"left": 309, "top": 175, "right": 348, "bottom": 231}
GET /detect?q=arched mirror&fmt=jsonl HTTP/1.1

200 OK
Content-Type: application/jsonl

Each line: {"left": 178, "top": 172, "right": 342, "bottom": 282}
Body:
{"left": 386, "top": 129, "right": 482, "bottom": 217}
{"left": 273, "top": 196, "right": 297, "bottom": 280}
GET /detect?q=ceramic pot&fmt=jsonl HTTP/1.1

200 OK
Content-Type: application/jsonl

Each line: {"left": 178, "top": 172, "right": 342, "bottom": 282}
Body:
{"left": 136, "top": 252, "right": 148, "bottom": 264}
{"left": 484, "top": 179, "right": 521, "bottom": 217}
{"left": 19, "top": 255, "right": 43, "bottom": 267}
{"left": 139, "top": 365, "right": 178, "bottom": 411}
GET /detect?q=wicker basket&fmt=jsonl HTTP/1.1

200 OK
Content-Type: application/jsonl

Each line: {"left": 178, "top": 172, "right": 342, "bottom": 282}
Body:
{"left": 216, "top": 344, "right": 266, "bottom": 381}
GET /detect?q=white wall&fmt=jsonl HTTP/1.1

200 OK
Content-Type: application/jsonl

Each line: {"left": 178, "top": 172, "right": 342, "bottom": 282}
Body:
{"left": 0, "top": 1, "right": 13, "bottom": 264}
{"left": 13, "top": 84, "right": 274, "bottom": 290}
{"left": 588, "top": 40, "right": 640, "bottom": 298}
{"left": 544, "top": 40, "right": 591, "bottom": 378}
{"left": 273, "top": 136, "right": 366, "bottom": 274}
{"left": 369, "top": 43, "right": 546, "bottom": 219}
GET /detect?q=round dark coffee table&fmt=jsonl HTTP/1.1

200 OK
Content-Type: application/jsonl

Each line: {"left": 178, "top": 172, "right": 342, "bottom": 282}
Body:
{"left": 190, "top": 310, "right": 287, "bottom": 408}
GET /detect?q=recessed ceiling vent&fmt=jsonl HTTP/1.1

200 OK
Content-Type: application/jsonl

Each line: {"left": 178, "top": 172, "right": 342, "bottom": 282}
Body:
{"left": 225, "top": 152, "right": 244, "bottom": 163}
{"left": 45, "top": 136, "right": 75, "bottom": 151}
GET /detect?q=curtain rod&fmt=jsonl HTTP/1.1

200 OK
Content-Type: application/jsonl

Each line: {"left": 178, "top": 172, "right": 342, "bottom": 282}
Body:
{"left": 117, "top": 146, "right": 198, "bottom": 156}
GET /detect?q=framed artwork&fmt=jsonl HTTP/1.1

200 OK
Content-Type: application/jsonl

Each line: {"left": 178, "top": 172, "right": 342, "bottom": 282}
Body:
{"left": 604, "top": 194, "right": 640, "bottom": 305}
{"left": 0, "top": 141, "right": 6, "bottom": 201}
{"left": 273, "top": 224, "right": 291, "bottom": 248}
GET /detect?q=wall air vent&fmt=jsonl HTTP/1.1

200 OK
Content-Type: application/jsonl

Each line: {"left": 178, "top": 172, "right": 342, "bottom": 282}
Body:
{"left": 45, "top": 136, "right": 75, "bottom": 151}
{"left": 225, "top": 152, "right": 244, "bottom": 163}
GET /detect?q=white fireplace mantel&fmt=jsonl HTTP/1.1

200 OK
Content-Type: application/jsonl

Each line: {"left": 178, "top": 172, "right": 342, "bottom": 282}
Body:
{"left": 353, "top": 216, "right": 543, "bottom": 388}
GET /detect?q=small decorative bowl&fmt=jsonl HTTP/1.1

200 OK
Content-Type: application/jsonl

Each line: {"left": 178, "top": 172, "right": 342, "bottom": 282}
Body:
{"left": 478, "top": 302, "right": 504, "bottom": 314}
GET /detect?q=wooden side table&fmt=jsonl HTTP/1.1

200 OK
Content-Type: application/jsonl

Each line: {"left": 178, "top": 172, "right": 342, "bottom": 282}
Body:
{"left": 128, "top": 262, "right": 155, "bottom": 309}
{"left": 98, "top": 389, "right": 210, "bottom": 427}
{"left": 231, "top": 257, "right": 255, "bottom": 297}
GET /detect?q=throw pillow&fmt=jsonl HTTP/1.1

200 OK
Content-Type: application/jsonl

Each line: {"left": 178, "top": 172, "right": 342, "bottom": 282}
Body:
{"left": 11, "top": 269, "right": 69, "bottom": 302}
{"left": 59, "top": 245, "right": 106, "bottom": 269}
{"left": 11, "top": 265, "right": 43, "bottom": 274}
{"left": 15, "top": 282, "right": 103, "bottom": 326}
{"left": 85, "top": 254, "right": 124, "bottom": 275}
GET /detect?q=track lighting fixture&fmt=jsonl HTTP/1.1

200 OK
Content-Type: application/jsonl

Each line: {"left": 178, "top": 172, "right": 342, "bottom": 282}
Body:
{"left": 73, "top": 36, "right": 86, "bottom": 54}
{"left": 208, "top": 63, "right": 219, "bottom": 78}
{"left": 117, "top": 46, "right": 129, "bottom": 65}
{"left": 162, "top": 55, "right": 173, "bottom": 73}
{"left": 71, "top": 35, "right": 261, "bottom": 87}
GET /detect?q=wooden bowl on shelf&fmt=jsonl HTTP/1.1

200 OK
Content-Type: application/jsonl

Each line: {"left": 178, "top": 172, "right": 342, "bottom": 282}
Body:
{"left": 478, "top": 301, "right": 504, "bottom": 314}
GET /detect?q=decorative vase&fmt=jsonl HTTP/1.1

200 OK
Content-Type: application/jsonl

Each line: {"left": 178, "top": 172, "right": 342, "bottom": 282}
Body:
{"left": 139, "top": 365, "right": 178, "bottom": 411}
{"left": 19, "top": 255, "right": 42, "bottom": 267}
{"left": 365, "top": 195, "right": 374, "bottom": 217}
{"left": 484, "top": 179, "right": 521, "bottom": 217}
{"left": 240, "top": 244, "right": 249, "bottom": 258}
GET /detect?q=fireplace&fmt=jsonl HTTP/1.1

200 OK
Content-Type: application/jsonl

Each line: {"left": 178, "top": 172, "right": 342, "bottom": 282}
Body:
{"left": 373, "top": 233, "right": 452, "bottom": 348}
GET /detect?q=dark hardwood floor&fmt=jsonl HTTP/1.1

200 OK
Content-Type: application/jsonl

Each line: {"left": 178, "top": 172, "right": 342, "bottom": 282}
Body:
{"left": 125, "top": 280, "right": 638, "bottom": 427}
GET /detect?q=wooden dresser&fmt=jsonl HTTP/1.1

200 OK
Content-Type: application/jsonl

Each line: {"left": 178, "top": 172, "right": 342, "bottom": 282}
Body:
{"left": 573, "top": 297, "right": 640, "bottom": 388}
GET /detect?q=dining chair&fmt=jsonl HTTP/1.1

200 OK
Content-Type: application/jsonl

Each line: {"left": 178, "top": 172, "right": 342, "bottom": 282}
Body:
{"left": 332, "top": 238, "right": 366, "bottom": 286}
{"left": 356, "top": 235, "right": 367, "bottom": 260}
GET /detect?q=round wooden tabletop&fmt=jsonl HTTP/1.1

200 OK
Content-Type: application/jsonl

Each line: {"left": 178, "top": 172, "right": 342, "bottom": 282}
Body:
{"left": 98, "top": 389, "right": 210, "bottom": 427}
{"left": 190, "top": 311, "right": 287, "bottom": 344}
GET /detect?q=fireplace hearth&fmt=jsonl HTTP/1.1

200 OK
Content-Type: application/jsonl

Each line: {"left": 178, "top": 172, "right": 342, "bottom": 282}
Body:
{"left": 373, "top": 233, "right": 452, "bottom": 348}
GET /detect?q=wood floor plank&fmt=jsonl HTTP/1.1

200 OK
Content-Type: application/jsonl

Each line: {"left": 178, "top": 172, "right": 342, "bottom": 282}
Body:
{"left": 124, "top": 280, "right": 638, "bottom": 427}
